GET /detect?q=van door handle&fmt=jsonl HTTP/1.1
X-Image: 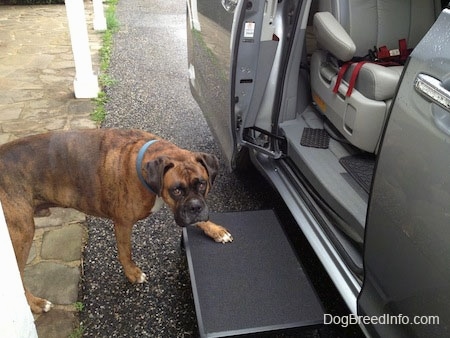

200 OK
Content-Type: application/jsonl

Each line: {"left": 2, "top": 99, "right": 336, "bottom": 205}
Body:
{"left": 414, "top": 73, "right": 450, "bottom": 135}
{"left": 414, "top": 73, "right": 450, "bottom": 110}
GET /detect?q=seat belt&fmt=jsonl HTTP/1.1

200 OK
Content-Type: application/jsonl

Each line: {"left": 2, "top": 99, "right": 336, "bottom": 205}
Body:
{"left": 345, "top": 61, "right": 369, "bottom": 97}
{"left": 332, "top": 61, "right": 353, "bottom": 94}
{"left": 333, "top": 39, "right": 409, "bottom": 98}
{"left": 377, "top": 38, "right": 411, "bottom": 63}
{"left": 398, "top": 38, "right": 410, "bottom": 62}
{"left": 333, "top": 61, "right": 369, "bottom": 97}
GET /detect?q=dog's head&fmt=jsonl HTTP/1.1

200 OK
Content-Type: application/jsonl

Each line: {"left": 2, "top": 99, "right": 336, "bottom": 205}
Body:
{"left": 143, "top": 152, "right": 219, "bottom": 226}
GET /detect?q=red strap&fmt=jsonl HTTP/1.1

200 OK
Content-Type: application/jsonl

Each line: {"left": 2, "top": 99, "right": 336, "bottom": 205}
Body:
{"left": 378, "top": 39, "right": 410, "bottom": 63}
{"left": 333, "top": 40, "right": 408, "bottom": 98}
{"left": 346, "top": 61, "right": 369, "bottom": 97}
{"left": 399, "top": 38, "right": 409, "bottom": 61}
{"left": 332, "top": 61, "right": 368, "bottom": 97}
{"left": 333, "top": 61, "right": 353, "bottom": 94}
{"left": 377, "top": 46, "right": 390, "bottom": 60}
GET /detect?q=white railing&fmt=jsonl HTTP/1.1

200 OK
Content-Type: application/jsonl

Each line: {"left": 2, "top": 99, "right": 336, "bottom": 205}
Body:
{"left": 65, "top": 0, "right": 102, "bottom": 98}
{"left": 0, "top": 202, "right": 38, "bottom": 338}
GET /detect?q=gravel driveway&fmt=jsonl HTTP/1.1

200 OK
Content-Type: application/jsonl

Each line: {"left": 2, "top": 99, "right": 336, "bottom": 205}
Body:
{"left": 79, "top": 0, "right": 272, "bottom": 336}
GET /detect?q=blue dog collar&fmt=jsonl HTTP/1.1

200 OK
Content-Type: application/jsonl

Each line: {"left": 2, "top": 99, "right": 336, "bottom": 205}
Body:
{"left": 136, "top": 139, "right": 159, "bottom": 194}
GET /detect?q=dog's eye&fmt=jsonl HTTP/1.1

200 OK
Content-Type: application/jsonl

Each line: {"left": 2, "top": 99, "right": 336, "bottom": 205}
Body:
{"left": 198, "top": 182, "right": 206, "bottom": 191}
{"left": 172, "top": 188, "right": 182, "bottom": 196}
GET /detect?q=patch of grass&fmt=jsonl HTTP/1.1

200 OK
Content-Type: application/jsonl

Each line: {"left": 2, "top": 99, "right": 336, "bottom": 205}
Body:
{"left": 74, "top": 301, "right": 84, "bottom": 312}
{"left": 69, "top": 323, "right": 84, "bottom": 338}
{"left": 92, "top": 0, "right": 119, "bottom": 124}
{"left": 91, "top": 91, "right": 108, "bottom": 123}
{"left": 69, "top": 302, "right": 85, "bottom": 338}
{"left": 100, "top": 0, "right": 119, "bottom": 75}
{"left": 100, "top": 73, "right": 117, "bottom": 87}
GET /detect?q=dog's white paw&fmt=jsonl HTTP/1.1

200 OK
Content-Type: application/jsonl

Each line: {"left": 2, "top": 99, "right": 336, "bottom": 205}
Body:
{"left": 137, "top": 272, "right": 147, "bottom": 283}
{"left": 217, "top": 231, "right": 233, "bottom": 243}
{"left": 43, "top": 300, "right": 53, "bottom": 313}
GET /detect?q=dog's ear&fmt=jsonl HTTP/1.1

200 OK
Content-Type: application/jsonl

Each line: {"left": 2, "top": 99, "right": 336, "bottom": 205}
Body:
{"left": 144, "top": 157, "right": 174, "bottom": 196}
{"left": 196, "top": 153, "right": 219, "bottom": 187}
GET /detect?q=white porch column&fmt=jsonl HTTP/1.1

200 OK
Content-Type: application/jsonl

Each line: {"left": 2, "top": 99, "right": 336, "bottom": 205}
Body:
{"left": 65, "top": 0, "right": 99, "bottom": 98}
{"left": 0, "top": 202, "right": 38, "bottom": 338}
{"left": 187, "top": 0, "right": 201, "bottom": 31}
{"left": 93, "top": 0, "right": 107, "bottom": 31}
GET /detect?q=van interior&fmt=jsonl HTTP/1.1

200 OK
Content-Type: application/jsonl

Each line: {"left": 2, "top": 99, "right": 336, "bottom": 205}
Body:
{"left": 241, "top": 0, "right": 446, "bottom": 279}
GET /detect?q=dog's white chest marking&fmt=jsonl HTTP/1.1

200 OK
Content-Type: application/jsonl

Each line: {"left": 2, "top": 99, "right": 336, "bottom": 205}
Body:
{"left": 151, "top": 196, "right": 164, "bottom": 213}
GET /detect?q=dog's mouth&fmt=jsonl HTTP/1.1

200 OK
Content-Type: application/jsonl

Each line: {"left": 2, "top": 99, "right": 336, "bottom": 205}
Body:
{"left": 174, "top": 198, "right": 209, "bottom": 227}
{"left": 175, "top": 213, "right": 209, "bottom": 227}
{"left": 175, "top": 217, "right": 209, "bottom": 227}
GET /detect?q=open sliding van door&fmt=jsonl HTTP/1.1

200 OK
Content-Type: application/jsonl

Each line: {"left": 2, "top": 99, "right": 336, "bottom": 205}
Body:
{"left": 359, "top": 6, "right": 450, "bottom": 337}
{"left": 186, "top": 0, "right": 236, "bottom": 166}
{"left": 187, "top": 0, "right": 301, "bottom": 169}
{"left": 231, "top": 0, "right": 283, "bottom": 164}
{"left": 230, "top": 0, "right": 301, "bottom": 168}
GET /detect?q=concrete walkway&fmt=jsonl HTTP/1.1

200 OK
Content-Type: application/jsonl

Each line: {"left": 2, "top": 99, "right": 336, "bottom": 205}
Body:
{"left": 0, "top": 4, "right": 101, "bottom": 337}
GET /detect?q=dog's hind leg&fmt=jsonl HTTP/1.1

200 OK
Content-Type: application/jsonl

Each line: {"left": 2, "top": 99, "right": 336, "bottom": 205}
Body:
{"left": 113, "top": 221, "right": 147, "bottom": 283}
{"left": 25, "top": 288, "right": 53, "bottom": 314}
{"left": 3, "top": 200, "right": 53, "bottom": 313}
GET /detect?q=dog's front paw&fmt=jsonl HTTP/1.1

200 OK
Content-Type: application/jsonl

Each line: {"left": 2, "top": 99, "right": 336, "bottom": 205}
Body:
{"left": 137, "top": 272, "right": 147, "bottom": 283}
{"left": 214, "top": 228, "right": 233, "bottom": 243}
{"left": 124, "top": 266, "right": 147, "bottom": 284}
{"left": 196, "top": 221, "right": 234, "bottom": 244}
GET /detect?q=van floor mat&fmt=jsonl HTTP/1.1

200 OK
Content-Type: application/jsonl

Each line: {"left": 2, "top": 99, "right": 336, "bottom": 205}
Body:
{"left": 300, "top": 128, "right": 330, "bottom": 148}
{"left": 339, "top": 153, "right": 375, "bottom": 193}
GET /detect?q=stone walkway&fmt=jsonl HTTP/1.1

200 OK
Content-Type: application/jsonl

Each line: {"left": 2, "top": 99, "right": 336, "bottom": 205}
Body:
{"left": 26, "top": 209, "right": 86, "bottom": 337}
{"left": 0, "top": 3, "right": 102, "bottom": 337}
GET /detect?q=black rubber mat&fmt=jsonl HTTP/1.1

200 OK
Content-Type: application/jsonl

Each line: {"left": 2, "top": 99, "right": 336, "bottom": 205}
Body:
{"left": 183, "top": 210, "right": 324, "bottom": 337}
{"left": 300, "top": 128, "right": 330, "bottom": 149}
{"left": 339, "top": 153, "right": 375, "bottom": 193}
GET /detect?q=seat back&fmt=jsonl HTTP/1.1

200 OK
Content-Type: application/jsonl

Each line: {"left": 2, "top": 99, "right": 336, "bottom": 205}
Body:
{"left": 310, "top": 0, "right": 439, "bottom": 152}
{"left": 318, "top": 0, "right": 441, "bottom": 57}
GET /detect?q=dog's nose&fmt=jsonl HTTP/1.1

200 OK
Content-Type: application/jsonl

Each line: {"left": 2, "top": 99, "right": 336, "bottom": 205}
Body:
{"left": 188, "top": 199, "right": 203, "bottom": 214}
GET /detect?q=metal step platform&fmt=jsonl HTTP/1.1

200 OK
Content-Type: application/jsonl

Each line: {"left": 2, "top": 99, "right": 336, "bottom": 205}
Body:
{"left": 183, "top": 210, "right": 324, "bottom": 337}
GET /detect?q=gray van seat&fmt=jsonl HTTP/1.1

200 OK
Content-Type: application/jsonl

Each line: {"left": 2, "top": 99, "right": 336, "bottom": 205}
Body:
{"left": 310, "top": 0, "right": 439, "bottom": 153}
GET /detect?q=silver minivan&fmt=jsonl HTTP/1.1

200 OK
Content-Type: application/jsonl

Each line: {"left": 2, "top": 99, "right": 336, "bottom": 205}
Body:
{"left": 186, "top": 0, "right": 450, "bottom": 336}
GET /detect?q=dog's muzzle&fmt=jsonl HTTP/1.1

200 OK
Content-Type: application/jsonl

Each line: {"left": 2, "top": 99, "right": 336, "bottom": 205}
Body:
{"left": 174, "top": 197, "right": 209, "bottom": 226}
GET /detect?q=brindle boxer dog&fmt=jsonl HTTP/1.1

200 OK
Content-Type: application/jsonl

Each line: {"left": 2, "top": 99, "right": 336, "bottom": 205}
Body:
{"left": 0, "top": 129, "right": 232, "bottom": 314}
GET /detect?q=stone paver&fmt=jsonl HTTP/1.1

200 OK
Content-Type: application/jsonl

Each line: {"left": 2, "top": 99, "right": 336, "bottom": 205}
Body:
{"left": 24, "top": 262, "right": 80, "bottom": 305}
{"left": 41, "top": 223, "right": 85, "bottom": 261}
{"left": 0, "top": 4, "right": 100, "bottom": 142}
{"left": 0, "top": 3, "right": 103, "bottom": 337}
{"left": 24, "top": 207, "right": 88, "bottom": 335}
{"left": 34, "top": 310, "right": 79, "bottom": 338}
